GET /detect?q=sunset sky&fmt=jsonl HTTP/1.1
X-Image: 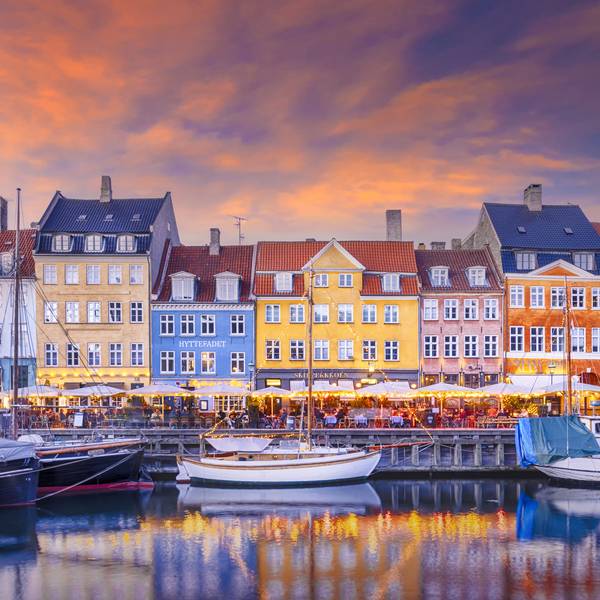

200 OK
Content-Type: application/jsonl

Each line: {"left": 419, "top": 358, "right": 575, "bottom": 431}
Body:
{"left": 1, "top": 0, "right": 599, "bottom": 245}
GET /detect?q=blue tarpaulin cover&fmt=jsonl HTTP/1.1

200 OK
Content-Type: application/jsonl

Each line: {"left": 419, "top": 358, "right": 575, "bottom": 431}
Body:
{"left": 515, "top": 416, "right": 600, "bottom": 467}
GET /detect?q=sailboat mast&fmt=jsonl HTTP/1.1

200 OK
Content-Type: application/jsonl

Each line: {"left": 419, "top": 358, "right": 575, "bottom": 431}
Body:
{"left": 11, "top": 188, "right": 21, "bottom": 439}
{"left": 564, "top": 276, "right": 573, "bottom": 415}
{"left": 307, "top": 265, "right": 314, "bottom": 450}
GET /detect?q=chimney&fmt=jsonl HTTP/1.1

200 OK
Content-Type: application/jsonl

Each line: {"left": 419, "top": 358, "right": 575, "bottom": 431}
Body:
{"left": 386, "top": 209, "right": 402, "bottom": 241}
{"left": 451, "top": 238, "right": 462, "bottom": 250}
{"left": 209, "top": 228, "right": 221, "bottom": 255}
{"left": 0, "top": 197, "right": 7, "bottom": 232}
{"left": 431, "top": 241, "right": 446, "bottom": 250}
{"left": 524, "top": 183, "right": 542, "bottom": 212}
{"left": 100, "top": 175, "right": 112, "bottom": 203}
{"left": 417, "top": 242, "right": 426, "bottom": 250}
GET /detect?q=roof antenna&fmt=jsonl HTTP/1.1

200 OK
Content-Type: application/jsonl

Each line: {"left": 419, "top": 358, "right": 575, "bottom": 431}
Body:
{"left": 230, "top": 215, "right": 248, "bottom": 245}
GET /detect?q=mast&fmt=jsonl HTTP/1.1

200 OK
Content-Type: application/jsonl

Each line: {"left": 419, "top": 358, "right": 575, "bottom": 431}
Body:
{"left": 564, "top": 276, "right": 573, "bottom": 415}
{"left": 307, "top": 265, "right": 314, "bottom": 450}
{"left": 11, "top": 188, "right": 21, "bottom": 439}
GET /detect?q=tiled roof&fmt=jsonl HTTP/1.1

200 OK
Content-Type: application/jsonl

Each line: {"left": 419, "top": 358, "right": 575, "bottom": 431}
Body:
{"left": 254, "top": 273, "right": 305, "bottom": 296}
{"left": 36, "top": 232, "right": 151, "bottom": 255}
{"left": 157, "top": 245, "right": 254, "bottom": 302}
{"left": 484, "top": 202, "right": 600, "bottom": 250}
{"left": 361, "top": 274, "right": 419, "bottom": 296}
{"left": 501, "top": 250, "right": 600, "bottom": 275}
{"left": 0, "top": 229, "right": 36, "bottom": 277}
{"left": 415, "top": 249, "right": 502, "bottom": 292}
{"left": 593, "top": 223, "right": 600, "bottom": 236}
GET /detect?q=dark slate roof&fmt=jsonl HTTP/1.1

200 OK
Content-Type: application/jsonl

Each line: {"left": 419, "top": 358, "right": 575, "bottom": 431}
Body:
{"left": 0, "top": 229, "right": 36, "bottom": 277}
{"left": 501, "top": 250, "right": 600, "bottom": 275}
{"left": 36, "top": 233, "right": 152, "bottom": 255}
{"left": 484, "top": 203, "right": 600, "bottom": 250}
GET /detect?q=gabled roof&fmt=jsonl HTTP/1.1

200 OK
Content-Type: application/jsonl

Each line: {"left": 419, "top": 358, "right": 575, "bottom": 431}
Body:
{"left": 0, "top": 229, "right": 36, "bottom": 277}
{"left": 524, "top": 259, "right": 597, "bottom": 278}
{"left": 500, "top": 250, "right": 600, "bottom": 275}
{"left": 484, "top": 202, "right": 600, "bottom": 250}
{"left": 415, "top": 249, "right": 502, "bottom": 293}
{"left": 301, "top": 239, "right": 365, "bottom": 271}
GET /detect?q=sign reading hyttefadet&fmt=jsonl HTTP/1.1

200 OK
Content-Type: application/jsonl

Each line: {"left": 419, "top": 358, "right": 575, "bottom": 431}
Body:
{"left": 179, "top": 340, "right": 227, "bottom": 348}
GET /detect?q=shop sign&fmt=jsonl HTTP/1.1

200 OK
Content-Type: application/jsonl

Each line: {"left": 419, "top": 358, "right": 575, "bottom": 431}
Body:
{"left": 179, "top": 340, "right": 227, "bottom": 349}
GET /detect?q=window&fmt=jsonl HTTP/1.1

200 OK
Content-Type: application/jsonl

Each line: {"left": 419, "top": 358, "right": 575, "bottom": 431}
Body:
{"left": 444, "top": 335, "right": 458, "bottom": 358}
{"left": 593, "top": 288, "right": 600, "bottom": 310}
{"left": 337, "top": 304, "right": 353, "bottom": 323}
{"left": 216, "top": 277, "right": 238, "bottom": 302}
{"left": 109, "top": 343, "right": 123, "bottom": 367}
{"left": 85, "top": 234, "right": 103, "bottom": 252}
{"left": 130, "top": 302, "right": 143, "bottom": 323}
{"left": 86, "top": 265, "right": 100, "bottom": 284}
{"left": 290, "top": 340, "right": 305, "bottom": 361}
{"left": 160, "top": 314, "right": 174, "bottom": 336}
{"left": 384, "top": 341, "right": 399, "bottom": 361}
{"left": 468, "top": 267, "right": 486, "bottom": 287}
{"left": 362, "top": 340, "right": 377, "bottom": 361}
{"left": 265, "top": 340, "right": 280, "bottom": 360}
{"left": 338, "top": 340, "right": 354, "bottom": 360}
{"left": 515, "top": 252, "right": 536, "bottom": 270}
{"left": 0, "top": 251, "right": 12, "bottom": 274}
{"left": 65, "top": 265, "right": 79, "bottom": 285}
{"left": 571, "top": 287, "right": 585, "bottom": 309}
{"left": 484, "top": 298, "right": 498, "bottom": 320}
{"left": 108, "top": 302, "right": 122, "bottom": 323}
{"left": 66, "top": 301, "right": 79, "bottom": 323}
{"left": 424, "top": 336, "right": 438, "bottom": 358}
{"left": 52, "top": 234, "right": 70, "bottom": 252}
{"left": 362, "top": 304, "right": 376, "bottom": 323}
{"left": 530, "top": 327, "right": 545, "bottom": 352}
{"left": 509, "top": 327, "right": 524, "bottom": 352}
{"left": 45, "top": 343, "right": 58, "bottom": 367}
{"left": 314, "top": 340, "right": 329, "bottom": 360}
{"left": 67, "top": 343, "right": 80, "bottom": 367}
{"left": 274, "top": 272, "right": 292, "bottom": 292}
{"left": 200, "top": 314, "right": 216, "bottom": 336}
{"left": 230, "top": 314, "right": 245, "bottom": 335}
{"left": 44, "top": 301, "right": 58, "bottom": 323}
{"left": 289, "top": 304, "right": 305, "bottom": 323}
{"left": 464, "top": 299, "right": 478, "bottom": 320}
{"left": 574, "top": 253, "right": 595, "bottom": 271}
{"left": 116, "top": 234, "right": 135, "bottom": 253}
{"left": 313, "top": 304, "right": 329, "bottom": 323}
{"left": 339, "top": 273, "right": 353, "bottom": 287}
{"left": 592, "top": 328, "right": 600, "bottom": 354}
{"left": 551, "top": 287, "right": 566, "bottom": 309}
{"left": 572, "top": 327, "right": 585, "bottom": 353}
{"left": 484, "top": 335, "right": 498, "bottom": 358}
{"left": 314, "top": 274, "right": 329, "bottom": 287}
{"left": 43, "top": 264, "right": 57, "bottom": 285}
{"left": 430, "top": 267, "right": 449, "bottom": 287}
{"left": 201, "top": 352, "right": 216, "bottom": 374}
{"left": 172, "top": 276, "right": 194, "bottom": 300}
{"left": 160, "top": 351, "right": 175, "bottom": 374}
{"left": 551, "top": 328, "right": 564, "bottom": 353}
{"left": 423, "top": 299, "right": 438, "bottom": 321}
{"left": 88, "top": 343, "right": 101, "bottom": 367}
{"left": 231, "top": 352, "right": 245, "bottom": 374}
{"left": 382, "top": 273, "right": 400, "bottom": 292}
{"left": 265, "top": 304, "right": 281, "bottom": 323}
{"left": 108, "top": 265, "right": 122, "bottom": 285}
{"left": 464, "top": 335, "right": 478, "bottom": 357}
{"left": 181, "top": 351, "right": 195, "bottom": 374}
{"left": 131, "top": 343, "right": 144, "bottom": 367}
{"left": 87, "top": 301, "right": 101, "bottom": 323}
{"left": 510, "top": 286, "right": 524, "bottom": 308}
{"left": 384, "top": 304, "right": 399, "bottom": 323}
{"left": 130, "top": 265, "right": 143, "bottom": 285}
{"left": 180, "top": 314, "right": 195, "bottom": 335}
{"left": 530, "top": 286, "right": 545, "bottom": 308}
{"left": 444, "top": 299, "right": 458, "bottom": 320}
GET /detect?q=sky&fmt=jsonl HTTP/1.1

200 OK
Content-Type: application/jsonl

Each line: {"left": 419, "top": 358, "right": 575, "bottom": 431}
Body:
{"left": 0, "top": 0, "right": 599, "bottom": 246}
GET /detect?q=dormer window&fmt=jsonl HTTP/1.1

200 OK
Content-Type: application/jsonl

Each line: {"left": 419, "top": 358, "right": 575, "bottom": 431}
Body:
{"left": 215, "top": 273, "right": 240, "bottom": 302}
{"left": 171, "top": 274, "right": 195, "bottom": 301}
{"left": 85, "top": 234, "right": 103, "bottom": 253}
{"left": 1, "top": 251, "right": 13, "bottom": 274}
{"left": 116, "top": 234, "right": 136, "bottom": 253}
{"left": 382, "top": 273, "right": 401, "bottom": 292}
{"left": 467, "top": 267, "right": 486, "bottom": 287}
{"left": 52, "top": 234, "right": 71, "bottom": 252}
{"left": 573, "top": 252, "right": 595, "bottom": 271}
{"left": 515, "top": 252, "right": 536, "bottom": 270}
{"left": 430, "top": 267, "right": 449, "bottom": 287}
{"left": 275, "top": 272, "right": 293, "bottom": 292}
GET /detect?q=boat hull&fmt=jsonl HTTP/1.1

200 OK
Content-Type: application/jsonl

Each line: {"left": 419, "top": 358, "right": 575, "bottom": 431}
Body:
{"left": 535, "top": 456, "right": 600, "bottom": 484}
{"left": 0, "top": 460, "right": 39, "bottom": 507}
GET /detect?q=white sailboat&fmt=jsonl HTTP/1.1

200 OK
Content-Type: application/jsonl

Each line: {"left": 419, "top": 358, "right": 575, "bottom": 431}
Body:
{"left": 177, "top": 265, "right": 381, "bottom": 486}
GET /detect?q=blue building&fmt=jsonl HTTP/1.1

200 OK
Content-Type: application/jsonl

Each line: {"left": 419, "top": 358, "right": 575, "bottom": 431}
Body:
{"left": 151, "top": 228, "right": 255, "bottom": 412}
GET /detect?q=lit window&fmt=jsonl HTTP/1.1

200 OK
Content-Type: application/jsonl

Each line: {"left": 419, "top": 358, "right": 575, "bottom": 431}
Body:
{"left": 362, "top": 340, "right": 376, "bottom": 361}
{"left": 181, "top": 351, "right": 196, "bottom": 374}
{"left": 201, "top": 352, "right": 216, "bottom": 374}
{"left": 116, "top": 235, "right": 136, "bottom": 253}
{"left": 231, "top": 352, "right": 245, "bottom": 374}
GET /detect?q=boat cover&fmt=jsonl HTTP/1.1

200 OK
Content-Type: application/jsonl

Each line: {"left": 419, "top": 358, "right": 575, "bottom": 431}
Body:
{"left": 0, "top": 438, "right": 36, "bottom": 462}
{"left": 515, "top": 416, "right": 600, "bottom": 467}
{"left": 205, "top": 437, "right": 273, "bottom": 453}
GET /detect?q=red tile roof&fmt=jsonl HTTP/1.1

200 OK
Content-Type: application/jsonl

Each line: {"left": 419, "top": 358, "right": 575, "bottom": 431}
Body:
{"left": 415, "top": 249, "right": 502, "bottom": 293}
{"left": 254, "top": 273, "right": 305, "bottom": 296}
{"left": 593, "top": 222, "right": 600, "bottom": 236}
{"left": 157, "top": 245, "right": 254, "bottom": 302}
{"left": 361, "top": 274, "right": 419, "bottom": 296}
{"left": 0, "top": 229, "right": 36, "bottom": 277}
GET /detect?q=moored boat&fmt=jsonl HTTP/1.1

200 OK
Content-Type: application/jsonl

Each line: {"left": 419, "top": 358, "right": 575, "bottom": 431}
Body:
{"left": 0, "top": 438, "right": 39, "bottom": 507}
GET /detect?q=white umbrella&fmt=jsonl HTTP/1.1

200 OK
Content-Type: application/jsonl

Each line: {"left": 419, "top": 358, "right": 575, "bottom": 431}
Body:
{"left": 407, "top": 382, "right": 475, "bottom": 397}
{"left": 356, "top": 381, "right": 411, "bottom": 397}
{"left": 293, "top": 382, "right": 354, "bottom": 394}
{"left": 9, "top": 385, "right": 62, "bottom": 399}
{"left": 127, "top": 384, "right": 192, "bottom": 397}
{"left": 476, "top": 382, "right": 533, "bottom": 396}
{"left": 195, "top": 383, "right": 248, "bottom": 396}
{"left": 544, "top": 382, "right": 600, "bottom": 395}
{"left": 251, "top": 386, "right": 293, "bottom": 397}
{"left": 64, "top": 385, "right": 126, "bottom": 397}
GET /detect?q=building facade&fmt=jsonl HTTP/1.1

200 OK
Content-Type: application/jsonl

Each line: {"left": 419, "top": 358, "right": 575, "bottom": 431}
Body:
{"left": 253, "top": 238, "right": 420, "bottom": 390}
{"left": 415, "top": 247, "right": 504, "bottom": 387}
{"left": 33, "top": 176, "right": 179, "bottom": 390}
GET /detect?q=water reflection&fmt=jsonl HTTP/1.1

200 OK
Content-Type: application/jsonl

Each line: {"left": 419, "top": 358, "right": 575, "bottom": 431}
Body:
{"left": 0, "top": 479, "right": 598, "bottom": 599}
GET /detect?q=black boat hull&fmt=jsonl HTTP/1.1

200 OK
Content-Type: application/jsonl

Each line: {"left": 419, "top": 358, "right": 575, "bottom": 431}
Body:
{"left": 0, "top": 459, "right": 39, "bottom": 507}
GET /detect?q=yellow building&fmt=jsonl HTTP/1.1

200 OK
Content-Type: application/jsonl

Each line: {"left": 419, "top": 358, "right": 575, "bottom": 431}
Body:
{"left": 253, "top": 239, "right": 419, "bottom": 389}
{"left": 33, "top": 176, "right": 179, "bottom": 391}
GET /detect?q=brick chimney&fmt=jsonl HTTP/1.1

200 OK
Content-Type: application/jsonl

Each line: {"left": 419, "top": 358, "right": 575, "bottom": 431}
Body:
{"left": 451, "top": 238, "right": 462, "bottom": 250}
{"left": 209, "top": 228, "right": 221, "bottom": 255}
{"left": 431, "top": 241, "right": 446, "bottom": 250}
{"left": 386, "top": 209, "right": 402, "bottom": 241}
{"left": 0, "top": 197, "right": 7, "bottom": 231}
{"left": 100, "top": 175, "right": 112, "bottom": 203}
{"left": 524, "top": 183, "right": 542, "bottom": 212}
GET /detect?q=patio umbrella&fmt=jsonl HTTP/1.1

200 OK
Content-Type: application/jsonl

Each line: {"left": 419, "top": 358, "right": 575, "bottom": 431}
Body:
{"left": 476, "top": 383, "right": 533, "bottom": 396}
{"left": 9, "top": 385, "right": 62, "bottom": 399}
{"left": 543, "top": 382, "right": 600, "bottom": 395}
{"left": 356, "top": 381, "right": 411, "bottom": 397}
{"left": 251, "top": 387, "right": 293, "bottom": 415}
{"left": 127, "top": 383, "right": 193, "bottom": 420}
{"left": 407, "top": 382, "right": 475, "bottom": 396}
{"left": 195, "top": 383, "right": 248, "bottom": 396}
{"left": 65, "top": 385, "right": 126, "bottom": 397}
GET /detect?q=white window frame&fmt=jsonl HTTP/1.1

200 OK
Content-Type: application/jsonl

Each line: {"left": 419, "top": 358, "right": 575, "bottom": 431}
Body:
{"left": 172, "top": 276, "right": 194, "bottom": 301}
{"left": 444, "top": 335, "right": 458, "bottom": 358}
{"left": 384, "top": 340, "right": 399, "bottom": 361}
{"left": 160, "top": 314, "right": 174, "bottom": 336}
{"left": 571, "top": 287, "right": 585, "bottom": 310}
{"left": 65, "top": 264, "right": 79, "bottom": 285}
{"left": 231, "top": 352, "right": 245, "bottom": 374}
{"left": 483, "top": 298, "right": 498, "bottom": 320}
{"left": 338, "top": 273, "right": 353, "bottom": 288}
{"left": 314, "top": 339, "right": 329, "bottom": 361}
{"left": 160, "top": 351, "right": 175, "bottom": 374}
{"left": 52, "top": 234, "right": 71, "bottom": 252}
{"left": 551, "top": 287, "right": 566, "bottom": 309}
{"left": 85, "top": 234, "right": 103, "bottom": 253}
{"left": 430, "top": 267, "right": 449, "bottom": 287}
{"left": 382, "top": 273, "right": 400, "bottom": 292}
{"left": 230, "top": 314, "right": 245, "bottom": 336}
{"left": 66, "top": 343, "right": 80, "bottom": 367}
{"left": 571, "top": 327, "right": 585, "bottom": 353}
{"left": 200, "top": 314, "right": 216, "bottom": 336}
{"left": 109, "top": 343, "right": 123, "bottom": 367}
{"left": 314, "top": 273, "right": 329, "bottom": 288}
{"left": 180, "top": 351, "right": 196, "bottom": 374}
{"left": 86, "top": 264, "right": 100, "bottom": 285}
{"left": 338, "top": 340, "right": 354, "bottom": 360}
{"left": 467, "top": 267, "right": 486, "bottom": 287}
{"left": 384, "top": 304, "right": 399, "bottom": 324}
{"left": 65, "top": 301, "right": 80, "bottom": 323}
{"left": 45, "top": 343, "right": 58, "bottom": 367}
{"left": 87, "top": 301, "right": 101, "bottom": 324}
{"left": 424, "top": 335, "right": 438, "bottom": 358}
{"left": 274, "top": 272, "right": 293, "bottom": 292}
{"left": 510, "top": 326, "right": 524, "bottom": 352}
{"left": 444, "top": 299, "right": 458, "bottom": 320}
{"left": 265, "top": 304, "right": 281, "bottom": 323}
{"left": 88, "top": 343, "right": 101, "bottom": 368}
{"left": 362, "top": 304, "right": 377, "bottom": 323}
{"left": 530, "top": 286, "right": 545, "bottom": 309}
{"left": 313, "top": 304, "right": 329, "bottom": 323}
{"left": 592, "top": 328, "right": 600, "bottom": 354}
{"left": 129, "top": 264, "right": 143, "bottom": 285}
{"left": 130, "top": 301, "right": 144, "bottom": 324}
{"left": 289, "top": 304, "right": 305, "bottom": 323}
{"left": 43, "top": 264, "right": 57, "bottom": 285}
{"left": 592, "top": 288, "right": 600, "bottom": 310}
{"left": 509, "top": 285, "right": 524, "bottom": 308}
{"left": 108, "top": 265, "right": 122, "bottom": 285}
{"left": 463, "top": 299, "right": 479, "bottom": 320}
{"left": 362, "top": 340, "right": 377, "bottom": 361}
{"left": 423, "top": 299, "right": 438, "bottom": 321}
{"left": 180, "top": 314, "right": 195, "bottom": 336}
{"left": 201, "top": 352, "right": 217, "bottom": 374}
{"left": 108, "top": 301, "right": 122, "bottom": 323}
{"left": 289, "top": 340, "right": 305, "bottom": 361}
{"left": 574, "top": 253, "right": 594, "bottom": 271}
{"left": 216, "top": 277, "right": 238, "bottom": 302}
{"left": 530, "top": 327, "right": 545, "bottom": 353}
{"left": 131, "top": 343, "right": 144, "bottom": 367}
{"left": 44, "top": 301, "right": 58, "bottom": 324}
{"left": 265, "top": 340, "right": 280, "bottom": 361}
{"left": 464, "top": 335, "right": 478, "bottom": 358}
{"left": 484, "top": 335, "right": 498, "bottom": 358}
{"left": 116, "top": 234, "right": 136, "bottom": 253}
{"left": 551, "top": 327, "right": 565, "bottom": 353}
{"left": 515, "top": 252, "right": 536, "bottom": 270}
{"left": 337, "top": 304, "right": 354, "bottom": 323}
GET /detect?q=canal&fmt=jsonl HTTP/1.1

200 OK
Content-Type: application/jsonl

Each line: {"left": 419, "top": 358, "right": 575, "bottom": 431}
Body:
{"left": 0, "top": 478, "right": 598, "bottom": 599}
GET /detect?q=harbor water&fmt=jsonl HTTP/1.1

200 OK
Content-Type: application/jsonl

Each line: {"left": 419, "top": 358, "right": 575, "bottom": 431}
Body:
{"left": 0, "top": 478, "right": 598, "bottom": 600}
